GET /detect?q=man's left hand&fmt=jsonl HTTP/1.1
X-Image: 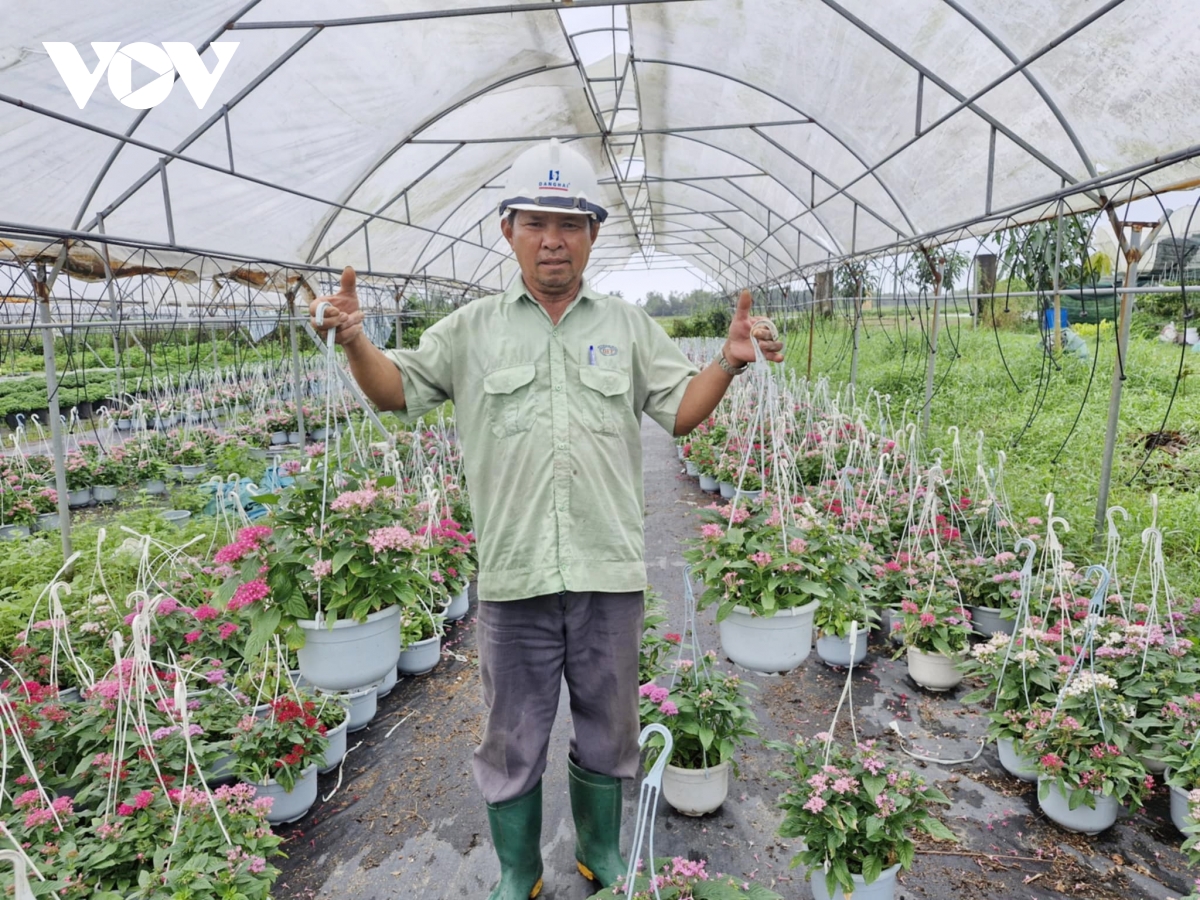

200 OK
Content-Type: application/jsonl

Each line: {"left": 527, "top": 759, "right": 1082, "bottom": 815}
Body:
{"left": 724, "top": 289, "right": 785, "bottom": 365}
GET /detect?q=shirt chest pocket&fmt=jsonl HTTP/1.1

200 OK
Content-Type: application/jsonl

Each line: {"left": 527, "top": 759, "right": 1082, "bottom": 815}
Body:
{"left": 483, "top": 363, "right": 538, "bottom": 438}
{"left": 578, "top": 365, "right": 630, "bottom": 436}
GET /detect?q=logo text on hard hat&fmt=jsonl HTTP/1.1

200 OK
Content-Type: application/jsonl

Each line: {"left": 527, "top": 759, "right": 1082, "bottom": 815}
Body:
{"left": 539, "top": 169, "right": 571, "bottom": 193}
{"left": 43, "top": 41, "right": 239, "bottom": 110}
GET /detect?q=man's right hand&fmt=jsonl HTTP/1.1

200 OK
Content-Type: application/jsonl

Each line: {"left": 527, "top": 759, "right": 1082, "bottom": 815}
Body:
{"left": 310, "top": 266, "right": 365, "bottom": 346}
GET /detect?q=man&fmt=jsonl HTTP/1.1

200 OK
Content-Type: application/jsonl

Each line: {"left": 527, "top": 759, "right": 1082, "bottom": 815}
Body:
{"left": 310, "top": 138, "right": 784, "bottom": 899}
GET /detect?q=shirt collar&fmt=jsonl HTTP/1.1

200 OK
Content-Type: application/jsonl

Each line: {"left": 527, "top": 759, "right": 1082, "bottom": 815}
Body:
{"left": 502, "top": 276, "right": 605, "bottom": 305}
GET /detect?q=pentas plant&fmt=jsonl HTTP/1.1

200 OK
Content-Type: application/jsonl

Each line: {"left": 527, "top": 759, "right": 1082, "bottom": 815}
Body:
{"left": 638, "top": 655, "right": 757, "bottom": 773}
{"left": 892, "top": 585, "right": 972, "bottom": 656}
{"left": 960, "top": 630, "right": 1058, "bottom": 742}
{"left": 1027, "top": 670, "right": 1152, "bottom": 811}
{"left": 230, "top": 695, "right": 328, "bottom": 791}
{"left": 953, "top": 550, "right": 1023, "bottom": 611}
{"left": 684, "top": 503, "right": 869, "bottom": 622}
{"left": 589, "top": 856, "right": 783, "bottom": 899}
{"left": 771, "top": 735, "right": 955, "bottom": 897}
{"left": 1154, "top": 693, "right": 1200, "bottom": 793}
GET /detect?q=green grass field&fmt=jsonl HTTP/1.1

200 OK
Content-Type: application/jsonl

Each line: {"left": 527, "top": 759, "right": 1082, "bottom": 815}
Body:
{"left": 779, "top": 315, "right": 1199, "bottom": 593}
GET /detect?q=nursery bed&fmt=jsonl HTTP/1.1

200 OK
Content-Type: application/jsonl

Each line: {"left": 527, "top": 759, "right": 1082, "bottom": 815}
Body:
{"left": 272, "top": 419, "right": 1193, "bottom": 900}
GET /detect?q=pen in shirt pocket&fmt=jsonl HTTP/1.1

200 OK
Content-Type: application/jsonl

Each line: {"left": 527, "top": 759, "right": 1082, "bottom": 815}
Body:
{"left": 588, "top": 345, "right": 596, "bottom": 366}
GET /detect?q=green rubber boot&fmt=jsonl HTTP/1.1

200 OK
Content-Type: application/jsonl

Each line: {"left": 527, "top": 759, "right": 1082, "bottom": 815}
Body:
{"left": 486, "top": 782, "right": 544, "bottom": 900}
{"left": 567, "top": 756, "right": 628, "bottom": 888}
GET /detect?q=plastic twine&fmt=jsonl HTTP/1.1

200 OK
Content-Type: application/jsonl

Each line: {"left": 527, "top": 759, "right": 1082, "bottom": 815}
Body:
{"left": 623, "top": 723, "right": 673, "bottom": 900}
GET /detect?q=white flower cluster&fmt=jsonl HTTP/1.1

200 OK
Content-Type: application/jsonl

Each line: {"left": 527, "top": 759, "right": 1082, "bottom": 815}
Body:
{"left": 1059, "top": 670, "right": 1118, "bottom": 699}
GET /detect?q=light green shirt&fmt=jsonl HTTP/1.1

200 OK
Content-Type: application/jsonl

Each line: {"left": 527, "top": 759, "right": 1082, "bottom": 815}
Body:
{"left": 384, "top": 278, "right": 699, "bottom": 602}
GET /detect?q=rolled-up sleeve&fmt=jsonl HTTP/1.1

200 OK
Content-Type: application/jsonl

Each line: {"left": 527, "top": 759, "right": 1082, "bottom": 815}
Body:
{"left": 383, "top": 318, "right": 455, "bottom": 424}
{"left": 640, "top": 314, "right": 700, "bottom": 434}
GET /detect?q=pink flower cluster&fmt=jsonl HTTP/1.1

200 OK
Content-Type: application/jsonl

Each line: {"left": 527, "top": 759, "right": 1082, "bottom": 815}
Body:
{"left": 310, "top": 559, "right": 333, "bottom": 581}
{"left": 228, "top": 578, "right": 269, "bottom": 611}
{"left": 330, "top": 487, "right": 379, "bottom": 512}
{"left": 367, "top": 525, "right": 417, "bottom": 554}
{"left": 214, "top": 525, "right": 274, "bottom": 565}
{"left": 116, "top": 789, "right": 155, "bottom": 816}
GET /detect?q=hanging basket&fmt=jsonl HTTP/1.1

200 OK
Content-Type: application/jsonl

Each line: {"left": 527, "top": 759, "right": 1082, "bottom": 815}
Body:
{"left": 253, "top": 764, "right": 319, "bottom": 825}
{"left": 1037, "top": 777, "right": 1118, "bottom": 834}
{"left": 444, "top": 586, "right": 470, "bottom": 622}
{"left": 905, "top": 647, "right": 964, "bottom": 692}
{"left": 297, "top": 604, "right": 401, "bottom": 691}
{"left": 996, "top": 737, "right": 1038, "bottom": 782}
{"left": 815, "top": 630, "right": 868, "bottom": 667}
{"left": 1170, "top": 781, "right": 1194, "bottom": 834}
{"left": 397, "top": 634, "right": 442, "bottom": 676}
{"left": 717, "top": 601, "right": 819, "bottom": 674}
{"left": 318, "top": 716, "right": 350, "bottom": 774}
{"left": 661, "top": 761, "right": 730, "bottom": 817}
{"left": 809, "top": 862, "right": 901, "bottom": 900}
{"left": 968, "top": 606, "right": 1015, "bottom": 637}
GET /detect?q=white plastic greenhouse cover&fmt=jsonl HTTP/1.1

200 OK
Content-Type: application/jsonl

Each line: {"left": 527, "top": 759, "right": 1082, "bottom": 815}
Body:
{"left": 2, "top": 0, "right": 1199, "bottom": 296}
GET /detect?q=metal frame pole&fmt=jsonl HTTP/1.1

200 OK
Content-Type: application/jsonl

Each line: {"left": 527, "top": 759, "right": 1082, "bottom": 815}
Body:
{"left": 849, "top": 273, "right": 862, "bottom": 394}
{"left": 395, "top": 290, "right": 404, "bottom": 350}
{"left": 286, "top": 291, "right": 306, "bottom": 441}
{"left": 1093, "top": 225, "right": 1142, "bottom": 544}
{"left": 35, "top": 264, "right": 73, "bottom": 565}
{"left": 920, "top": 257, "right": 946, "bottom": 436}
{"left": 1052, "top": 199, "right": 1064, "bottom": 353}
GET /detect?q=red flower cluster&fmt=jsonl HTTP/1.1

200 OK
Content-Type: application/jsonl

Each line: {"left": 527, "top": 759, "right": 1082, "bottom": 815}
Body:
{"left": 275, "top": 742, "right": 308, "bottom": 768}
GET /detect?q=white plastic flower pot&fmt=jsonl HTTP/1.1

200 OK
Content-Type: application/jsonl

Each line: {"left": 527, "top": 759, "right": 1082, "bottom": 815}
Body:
{"left": 1141, "top": 743, "right": 1167, "bottom": 775}
{"left": 68, "top": 488, "right": 92, "bottom": 508}
{"left": 809, "top": 862, "right": 901, "bottom": 900}
{"left": 1037, "top": 777, "right": 1119, "bottom": 834}
{"left": 698, "top": 473, "right": 719, "bottom": 492}
{"left": 254, "top": 764, "right": 318, "bottom": 825}
{"left": 0, "top": 525, "right": 30, "bottom": 541}
{"left": 141, "top": 479, "right": 166, "bottom": 494}
{"left": 684, "top": 460, "right": 699, "bottom": 477}
{"left": 969, "top": 606, "right": 1015, "bottom": 637}
{"left": 376, "top": 664, "right": 398, "bottom": 699}
{"left": 397, "top": 635, "right": 442, "bottom": 676}
{"left": 297, "top": 605, "right": 401, "bottom": 691}
{"left": 444, "top": 586, "right": 470, "bottom": 622}
{"left": 718, "top": 481, "right": 735, "bottom": 499}
{"left": 270, "top": 431, "right": 289, "bottom": 445}
{"left": 91, "top": 485, "right": 119, "bottom": 503}
{"left": 905, "top": 646, "right": 964, "bottom": 692}
{"left": 315, "top": 684, "right": 379, "bottom": 733}
{"left": 1170, "top": 782, "right": 1195, "bottom": 834}
{"left": 319, "top": 717, "right": 350, "bottom": 774}
{"left": 997, "top": 737, "right": 1038, "bottom": 782}
{"left": 661, "top": 761, "right": 730, "bottom": 817}
{"left": 717, "top": 601, "right": 819, "bottom": 674}
{"left": 179, "top": 464, "right": 208, "bottom": 481}
{"left": 735, "top": 489, "right": 763, "bottom": 503}
{"left": 57, "top": 686, "right": 81, "bottom": 704}
{"left": 288, "top": 431, "right": 304, "bottom": 444}
{"left": 676, "top": 445, "right": 685, "bottom": 460}
{"left": 816, "top": 630, "right": 868, "bottom": 667}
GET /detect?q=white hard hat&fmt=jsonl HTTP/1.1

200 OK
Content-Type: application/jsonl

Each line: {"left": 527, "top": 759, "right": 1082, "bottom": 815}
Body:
{"left": 498, "top": 138, "right": 609, "bottom": 223}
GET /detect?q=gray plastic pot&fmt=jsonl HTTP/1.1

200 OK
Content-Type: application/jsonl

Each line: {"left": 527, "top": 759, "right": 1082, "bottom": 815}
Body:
{"left": 67, "top": 488, "right": 92, "bottom": 508}
{"left": 317, "top": 684, "right": 379, "bottom": 733}
{"left": 318, "top": 716, "right": 350, "bottom": 774}
{"left": 444, "top": 586, "right": 470, "bottom": 622}
{"left": 0, "top": 525, "right": 31, "bottom": 540}
{"left": 296, "top": 605, "right": 401, "bottom": 692}
{"left": 38, "top": 512, "right": 62, "bottom": 532}
{"left": 253, "top": 764, "right": 318, "bottom": 825}
{"left": 396, "top": 635, "right": 442, "bottom": 676}
{"left": 810, "top": 862, "right": 901, "bottom": 900}
{"left": 717, "top": 601, "right": 819, "bottom": 674}
{"left": 141, "top": 479, "right": 166, "bottom": 495}
{"left": 969, "top": 605, "right": 1015, "bottom": 637}
{"left": 161, "top": 510, "right": 192, "bottom": 527}
{"left": 92, "top": 485, "right": 119, "bottom": 503}
{"left": 1037, "top": 777, "right": 1118, "bottom": 834}
{"left": 816, "top": 629, "right": 869, "bottom": 667}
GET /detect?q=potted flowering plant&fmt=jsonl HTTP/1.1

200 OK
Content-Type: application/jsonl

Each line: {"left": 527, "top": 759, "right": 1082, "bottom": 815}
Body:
{"left": 892, "top": 584, "right": 972, "bottom": 691}
{"left": 397, "top": 604, "right": 444, "bottom": 675}
{"left": 230, "top": 695, "right": 328, "bottom": 825}
{"left": 954, "top": 550, "right": 1022, "bottom": 636}
{"left": 589, "top": 857, "right": 782, "bottom": 900}
{"left": 1156, "top": 693, "right": 1200, "bottom": 834}
{"left": 240, "top": 468, "right": 430, "bottom": 691}
{"left": 1026, "top": 669, "right": 1150, "bottom": 834}
{"left": 959, "top": 631, "right": 1057, "bottom": 781}
{"left": 64, "top": 451, "right": 94, "bottom": 505}
{"left": 684, "top": 503, "right": 842, "bottom": 673}
{"left": 638, "top": 654, "right": 757, "bottom": 816}
{"left": 772, "top": 734, "right": 955, "bottom": 900}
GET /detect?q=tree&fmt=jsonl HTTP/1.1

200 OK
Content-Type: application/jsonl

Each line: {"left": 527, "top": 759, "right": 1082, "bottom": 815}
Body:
{"left": 1000, "top": 216, "right": 1095, "bottom": 292}
{"left": 906, "top": 247, "right": 969, "bottom": 293}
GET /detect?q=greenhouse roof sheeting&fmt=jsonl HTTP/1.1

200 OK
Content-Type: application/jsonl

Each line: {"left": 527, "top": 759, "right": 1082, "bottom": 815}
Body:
{"left": 2, "top": 0, "right": 1199, "bottom": 294}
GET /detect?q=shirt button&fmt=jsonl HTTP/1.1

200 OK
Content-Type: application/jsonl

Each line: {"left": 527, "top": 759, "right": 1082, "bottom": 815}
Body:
{"left": 557, "top": 442, "right": 567, "bottom": 451}
{"left": 554, "top": 384, "right": 563, "bottom": 392}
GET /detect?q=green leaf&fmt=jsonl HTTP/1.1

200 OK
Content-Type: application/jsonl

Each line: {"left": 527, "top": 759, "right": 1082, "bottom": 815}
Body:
{"left": 861, "top": 853, "right": 883, "bottom": 884}
{"left": 862, "top": 774, "right": 887, "bottom": 798}
{"left": 331, "top": 547, "right": 355, "bottom": 574}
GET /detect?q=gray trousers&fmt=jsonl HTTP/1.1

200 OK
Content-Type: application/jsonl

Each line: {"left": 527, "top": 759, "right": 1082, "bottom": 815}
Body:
{"left": 473, "top": 590, "right": 645, "bottom": 804}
